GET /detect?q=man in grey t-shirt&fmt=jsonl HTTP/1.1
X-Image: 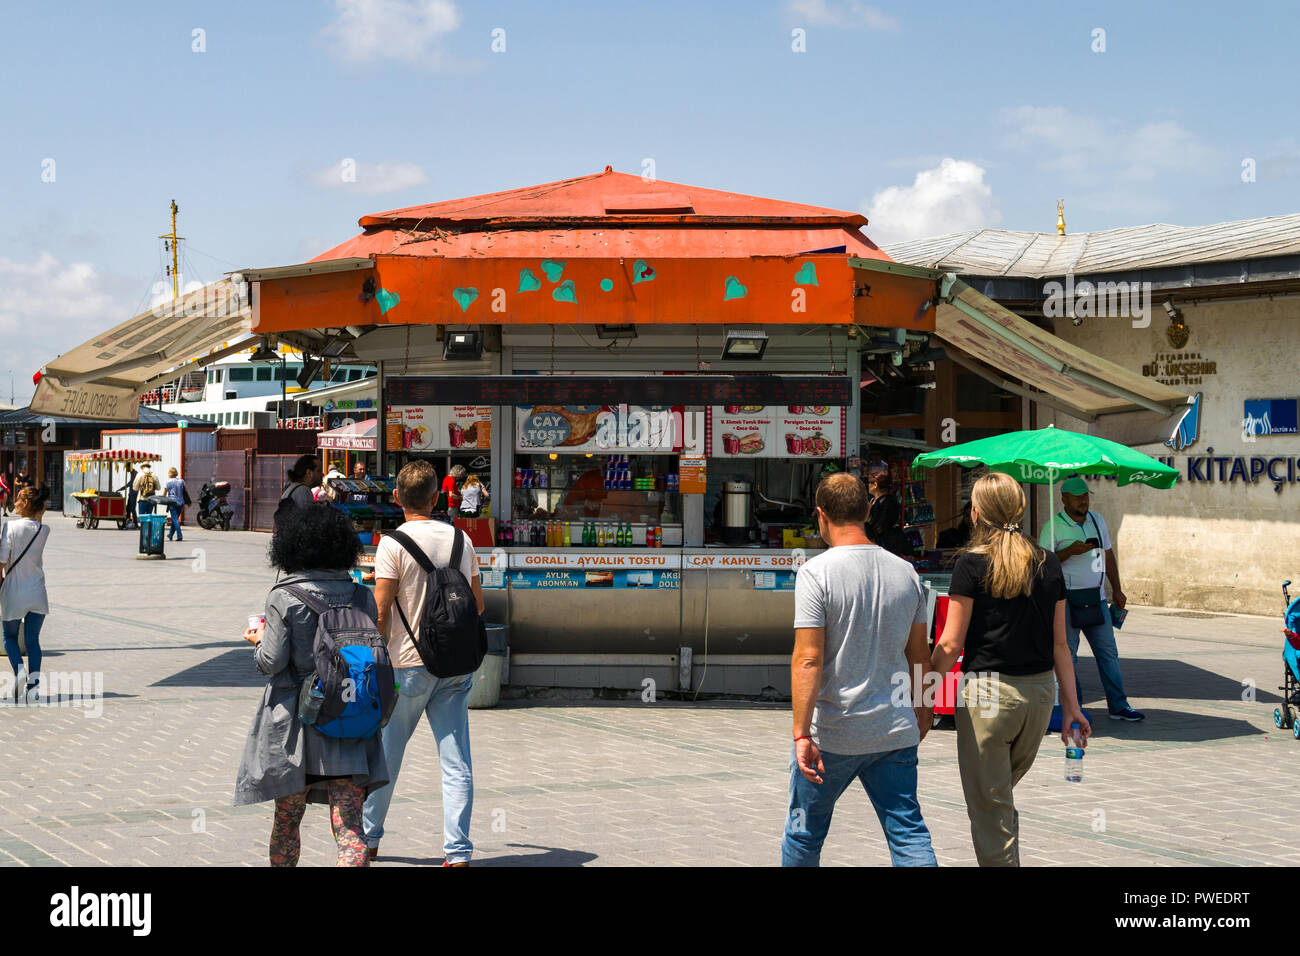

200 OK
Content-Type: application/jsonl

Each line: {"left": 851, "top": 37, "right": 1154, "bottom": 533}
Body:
{"left": 782, "top": 472, "right": 936, "bottom": 867}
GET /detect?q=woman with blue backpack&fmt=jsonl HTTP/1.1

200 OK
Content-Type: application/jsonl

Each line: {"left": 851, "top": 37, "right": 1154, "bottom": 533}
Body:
{"left": 234, "top": 505, "right": 395, "bottom": 866}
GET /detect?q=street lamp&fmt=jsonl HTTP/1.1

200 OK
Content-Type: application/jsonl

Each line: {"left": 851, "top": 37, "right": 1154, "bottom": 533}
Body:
{"left": 249, "top": 339, "right": 286, "bottom": 424}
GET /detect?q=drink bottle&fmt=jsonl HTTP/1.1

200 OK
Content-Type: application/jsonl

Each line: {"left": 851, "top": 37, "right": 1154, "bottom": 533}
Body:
{"left": 1065, "top": 723, "right": 1084, "bottom": 782}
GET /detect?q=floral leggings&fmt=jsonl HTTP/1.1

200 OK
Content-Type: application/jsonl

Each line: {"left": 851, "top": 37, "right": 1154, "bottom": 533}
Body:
{"left": 270, "top": 779, "right": 369, "bottom": 867}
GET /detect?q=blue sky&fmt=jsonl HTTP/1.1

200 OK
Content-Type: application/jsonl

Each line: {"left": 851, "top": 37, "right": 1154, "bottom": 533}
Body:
{"left": 2, "top": 0, "right": 1297, "bottom": 403}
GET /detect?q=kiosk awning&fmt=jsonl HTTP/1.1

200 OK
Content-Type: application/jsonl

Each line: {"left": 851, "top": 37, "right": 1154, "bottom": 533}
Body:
{"left": 30, "top": 278, "right": 252, "bottom": 423}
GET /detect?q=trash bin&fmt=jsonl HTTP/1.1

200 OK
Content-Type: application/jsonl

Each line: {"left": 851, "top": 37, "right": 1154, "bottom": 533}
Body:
{"left": 468, "top": 623, "right": 508, "bottom": 709}
{"left": 139, "top": 514, "right": 166, "bottom": 558}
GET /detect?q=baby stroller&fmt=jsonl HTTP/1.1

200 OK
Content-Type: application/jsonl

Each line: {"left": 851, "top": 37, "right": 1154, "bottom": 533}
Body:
{"left": 1273, "top": 580, "right": 1300, "bottom": 739}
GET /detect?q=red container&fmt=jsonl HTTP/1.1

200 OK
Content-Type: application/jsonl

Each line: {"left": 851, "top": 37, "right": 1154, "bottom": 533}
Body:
{"left": 722, "top": 433, "right": 740, "bottom": 454}
{"left": 724, "top": 405, "right": 741, "bottom": 414}
{"left": 784, "top": 433, "right": 803, "bottom": 454}
{"left": 931, "top": 596, "right": 964, "bottom": 716}
{"left": 787, "top": 405, "right": 804, "bottom": 414}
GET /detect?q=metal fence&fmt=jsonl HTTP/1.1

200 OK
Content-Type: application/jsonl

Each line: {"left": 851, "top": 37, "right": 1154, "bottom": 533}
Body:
{"left": 184, "top": 449, "right": 249, "bottom": 528}
{"left": 251, "top": 454, "right": 297, "bottom": 532}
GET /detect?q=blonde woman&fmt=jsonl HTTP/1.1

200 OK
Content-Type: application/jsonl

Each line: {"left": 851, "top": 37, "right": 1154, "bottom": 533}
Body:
{"left": 0, "top": 487, "right": 51, "bottom": 700}
{"left": 458, "top": 474, "right": 488, "bottom": 518}
{"left": 927, "top": 472, "right": 1091, "bottom": 866}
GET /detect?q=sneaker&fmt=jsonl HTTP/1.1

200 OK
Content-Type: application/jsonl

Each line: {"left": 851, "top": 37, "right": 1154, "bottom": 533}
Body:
{"left": 368, "top": 847, "right": 379, "bottom": 862}
{"left": 25, "top": 682, "right": 39, "bottom": 704}
{"left": 1109, "top": 707, "right": 1145, "bottom": 721}
{"left": 442, "top": 860, "right": 469, "bottom": 867}
{"left": 12, "top": 668, "right": 25, "bottom": 701}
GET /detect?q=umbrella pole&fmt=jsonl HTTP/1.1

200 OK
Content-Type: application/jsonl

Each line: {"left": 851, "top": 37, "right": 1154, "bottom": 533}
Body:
{"left": 1049, "top": 478, "right": 1056, "bottom": 551}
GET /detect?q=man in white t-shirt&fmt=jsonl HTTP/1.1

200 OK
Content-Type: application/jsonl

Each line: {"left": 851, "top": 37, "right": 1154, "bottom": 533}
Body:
{"left": 361, "top": 460, "right": 484, "bottom": 865}
{"left": 1037, "top": 476, "right": 1142, "bottom": 721}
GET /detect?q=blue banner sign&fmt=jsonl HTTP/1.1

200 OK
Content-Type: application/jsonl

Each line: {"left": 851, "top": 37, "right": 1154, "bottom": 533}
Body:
{"left": 509, "top": 569, "right": 680, "bottom": 590}
{"left": 1243, "top": 399, "right": 1299, "bottom": 436}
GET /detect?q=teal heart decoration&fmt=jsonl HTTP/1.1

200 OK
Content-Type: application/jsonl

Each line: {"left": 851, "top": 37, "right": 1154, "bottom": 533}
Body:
{"left": 794, "top": 262, "right": 818, "bottom": 286}
{"left": 632, "top": 259, "right": 655, "bottom": 283}
{"left": 541, "top": 259, "right": 566, "bottom": 282}
{"left": 723, "top": 276, "right": 748, "bottom": 301}
{"left": 452, "top": 287, "right": 478, "bottom": 312}
{"left": 517, "top": 268, "right": 541, "bottom": 293}
{"left": 375, "top": 288, "right": 400, "bottom": 314}
{"left": 552, "top": 279, "right": 577, "bottom": 303}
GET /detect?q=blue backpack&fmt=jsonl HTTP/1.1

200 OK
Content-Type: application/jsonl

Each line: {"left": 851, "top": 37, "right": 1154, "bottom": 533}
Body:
{"left": 275, "top": 582, "right": 397, "bottom": 739}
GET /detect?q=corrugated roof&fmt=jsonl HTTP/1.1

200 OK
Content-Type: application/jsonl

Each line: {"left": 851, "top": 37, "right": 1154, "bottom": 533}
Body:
{"left": 885, "top": 214, "right": 1300, "bottom": 277}
{"left": 311, "top": 168, "right": 889, "bottom": 263}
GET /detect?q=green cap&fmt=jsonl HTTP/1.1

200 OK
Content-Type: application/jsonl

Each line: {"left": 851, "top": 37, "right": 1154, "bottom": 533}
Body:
{"left": 1061, "top": 476, "right": 1090, "bottom": 496}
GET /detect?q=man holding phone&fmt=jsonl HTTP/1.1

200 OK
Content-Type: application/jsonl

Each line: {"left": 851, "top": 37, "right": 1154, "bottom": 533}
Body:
{"left": 1038, "top": 477, "right": 1143, "bottom": 721}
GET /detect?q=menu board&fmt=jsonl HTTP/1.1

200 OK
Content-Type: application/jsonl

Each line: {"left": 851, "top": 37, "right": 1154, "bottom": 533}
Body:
{"left": 392, "top": 405, "right": 492, "bottom": 451}
{"left": 515, "top": 405, "right": 683, "bottom": 454}
{"left": 706, "top": 406, "right": 844, "bottom": 458}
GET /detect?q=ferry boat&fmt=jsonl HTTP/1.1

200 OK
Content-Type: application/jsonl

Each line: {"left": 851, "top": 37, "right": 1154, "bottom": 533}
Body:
{"left": 147, "top": 345, "right": 375, "bottom": 428}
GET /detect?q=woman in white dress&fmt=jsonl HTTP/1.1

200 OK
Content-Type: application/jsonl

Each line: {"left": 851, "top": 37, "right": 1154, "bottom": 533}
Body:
{"left": 0, "top": 487, "right": 51, "bottom": 700}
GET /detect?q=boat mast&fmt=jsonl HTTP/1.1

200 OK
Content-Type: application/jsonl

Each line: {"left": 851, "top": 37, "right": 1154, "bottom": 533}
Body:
{"left": 160, "top": 199, "right": 183, "bottom": 302}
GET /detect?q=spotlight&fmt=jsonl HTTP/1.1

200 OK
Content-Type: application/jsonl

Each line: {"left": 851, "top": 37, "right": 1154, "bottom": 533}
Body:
{"left": 596, "top": 324, "right": 637, "bottom": 340}
{"left": 443, "top": 330, "right": 483, "bottom": 361}
{"left": 720, "top": 329, "right": 768, "bottom": 361}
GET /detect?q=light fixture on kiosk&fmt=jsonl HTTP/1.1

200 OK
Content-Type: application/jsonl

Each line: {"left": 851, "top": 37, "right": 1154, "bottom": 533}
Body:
{"left": 443, "top": 330, "right": 483, "bottom": 361}
{"left": 596, "top": 324, "right": 637, "bottom": 340}
{"left": 720, "top": 328, "right": 768, "bottom": 361}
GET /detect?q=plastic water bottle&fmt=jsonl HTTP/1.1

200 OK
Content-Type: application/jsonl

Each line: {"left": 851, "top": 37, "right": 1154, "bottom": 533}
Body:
{"left": 1064, "top": 723, "right": 1084, "bottom": 782}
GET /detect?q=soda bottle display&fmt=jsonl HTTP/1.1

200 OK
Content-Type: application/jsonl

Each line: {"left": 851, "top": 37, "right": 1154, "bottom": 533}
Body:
{"left": 1064, "top": 724, "right": 1084, "bottom": 782}
{"left": 563, "top": 525, "right": 571, "bottom": 547}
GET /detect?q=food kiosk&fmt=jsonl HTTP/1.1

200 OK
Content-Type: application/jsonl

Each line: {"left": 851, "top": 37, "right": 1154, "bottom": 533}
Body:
{"left": 66, "top": 449, "right": 163, "bottom": 529}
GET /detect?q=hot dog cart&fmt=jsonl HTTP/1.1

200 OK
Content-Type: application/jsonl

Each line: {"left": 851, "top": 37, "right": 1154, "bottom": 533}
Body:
{"left": 66, "top": 449, "right": 163, "bottom": 529}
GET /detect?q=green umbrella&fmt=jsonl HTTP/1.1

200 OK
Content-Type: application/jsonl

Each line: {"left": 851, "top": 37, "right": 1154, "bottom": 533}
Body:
{"left": 911, "top": 425, "right": 1178, "bottom": 547}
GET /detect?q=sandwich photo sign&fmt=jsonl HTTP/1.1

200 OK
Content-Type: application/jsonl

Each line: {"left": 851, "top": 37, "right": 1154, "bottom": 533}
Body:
{"left": 707, "top": 406, "right": 844, "bottom": 459}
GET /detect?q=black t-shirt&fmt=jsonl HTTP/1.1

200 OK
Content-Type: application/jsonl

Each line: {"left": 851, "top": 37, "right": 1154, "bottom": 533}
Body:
{"left": 948, "top": 550, "right": 1065, "bottom": 675}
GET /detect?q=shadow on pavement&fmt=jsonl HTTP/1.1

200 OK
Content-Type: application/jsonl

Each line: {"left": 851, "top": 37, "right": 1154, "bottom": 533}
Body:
{"left": 381, "top": 843, "right": 598, "bottom": 867}
{"left": 152, "top": 648, "right": 265, "bottom": 687}
{"left": 1077, "top": 657, "right": 1285, "bottom": 705}
{"left": 1081, "top": 708, "right": 1264, "bottom": 743}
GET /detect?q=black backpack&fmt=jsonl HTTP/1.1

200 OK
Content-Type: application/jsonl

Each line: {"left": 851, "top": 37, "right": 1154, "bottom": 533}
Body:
{"left": 389, "top": 527, "right": 487, "bottom": 678}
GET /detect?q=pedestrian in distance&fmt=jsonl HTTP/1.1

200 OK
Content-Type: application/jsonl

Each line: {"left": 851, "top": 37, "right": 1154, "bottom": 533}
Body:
{"left": 783, "top": 472, "right": 937, "bottom": 867}
{"left": 363, "top": 460, "right": 484, "bottom": 866}
{"left": 133, "top": 464, "right": 160, "bottom": 519}
{"left": 234, "top": 505, "right": 391, "bottom": 866}
{"left": 352, "top": 461, "right": 368, "bottom": 481}
{"left": 0, "top": 487, "right": 51, "bottom": 702}
{"left": 928, "top": 472, "right": 1092, "bottom": 867}
{"left": 120, "top": 465, "right": 139, "bottom": 529}
{"left": 0, "top": 472, "right": 10, "bottom": 516}
{"left": 163, "top": 467, "right": 188, "bottom": 542}
{"left": 865, "top": 470, "right": 915, "bottom": 559}
{"left": 1038, "top": 476, "right": 1143, "bottom": 721}
{"left": 280, "top": 455, "right": 320, "bottom": 512}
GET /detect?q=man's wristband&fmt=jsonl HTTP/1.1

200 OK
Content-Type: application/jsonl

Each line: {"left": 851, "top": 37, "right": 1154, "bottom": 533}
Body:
{"left": 794, "top": 735, "right": 812, "bottom": 742}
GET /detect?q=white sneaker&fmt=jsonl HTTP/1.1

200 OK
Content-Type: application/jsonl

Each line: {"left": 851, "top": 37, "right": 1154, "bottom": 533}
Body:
{"left": 12, "top": 667, "right": 25, "bottom": 701}
{"left": 24, "top": 682, "right": 39, "bottom": 704}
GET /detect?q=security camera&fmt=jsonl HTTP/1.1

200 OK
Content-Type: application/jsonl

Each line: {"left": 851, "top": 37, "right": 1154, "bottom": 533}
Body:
{"left": 1071, "top": 316, "right": 1083, "bottom": 327}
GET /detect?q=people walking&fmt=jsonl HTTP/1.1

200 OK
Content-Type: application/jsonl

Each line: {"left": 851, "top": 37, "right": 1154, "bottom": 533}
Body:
{"left": 929, "top": 472, "right": 1091, "bottom": 867}
{"left": 458, "top": 473, "right": 489, "bottom": 518}
{"left": 363, "top": 460, "right": 483, "bottom": 865}
{"left": 0, "top": 487, "right": 51, "bottom": 702}
{"left": 782, "top": 472, "right": 936, "bottom": 867}
{"left": 133, "top": 464, "right": 159, "bottom": 519}
{"left": 0, "top": 472, "right": 9, "bottom": 516}
{"left": 120, "top": 465, "right": 139, "bottom": 529}
{"left": 234, "top": 505, "right": 390, "bottom": 866}
{"left": 1037, "top": 476, "right": 1143, "bottom": 721}
{"left": 163, "top": 467, "right": 188, "bottom": 541}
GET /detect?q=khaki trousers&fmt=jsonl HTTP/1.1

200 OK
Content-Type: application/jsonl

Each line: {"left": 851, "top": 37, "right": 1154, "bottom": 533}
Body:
{"left": 954, "top": 669, "right": 1056, "bottom": 867}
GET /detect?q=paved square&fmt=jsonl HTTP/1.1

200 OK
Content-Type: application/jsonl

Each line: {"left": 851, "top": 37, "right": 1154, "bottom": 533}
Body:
{"left": 0, "top": 514, "right": 1295, "bottom": 866}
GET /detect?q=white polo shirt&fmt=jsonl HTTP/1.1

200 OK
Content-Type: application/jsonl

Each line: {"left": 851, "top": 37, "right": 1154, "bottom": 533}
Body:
{"left": 1038, "top": 509, "right": 1110, "bottom": 591}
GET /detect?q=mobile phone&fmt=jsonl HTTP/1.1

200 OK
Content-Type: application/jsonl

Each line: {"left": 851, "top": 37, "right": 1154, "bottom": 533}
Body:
{"left": 1085, "top": 537, "right": 1100, "bottom": 548}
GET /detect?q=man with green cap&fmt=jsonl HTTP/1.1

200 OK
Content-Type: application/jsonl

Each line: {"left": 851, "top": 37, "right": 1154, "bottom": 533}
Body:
{"left": 1037, "top": 476, "right": 1143, "bottom": 721}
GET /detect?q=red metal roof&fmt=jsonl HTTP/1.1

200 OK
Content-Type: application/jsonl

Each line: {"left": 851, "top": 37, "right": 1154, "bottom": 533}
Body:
{"left": 310, "top": 168, "right": 889, "bottom": 263}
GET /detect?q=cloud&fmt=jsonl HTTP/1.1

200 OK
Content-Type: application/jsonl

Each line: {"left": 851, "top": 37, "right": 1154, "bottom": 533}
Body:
{"left": 0, "top": 253, "right": 135, "bottom": 405}
{"left": 322, "top": 0, "right": 460, "bottom": 64}
{"left": 863, "top": 159, "right": 1000, "bottom": 245}
{"left": 785, "top": 0, "right": 900, "bottom": 30}
{"left": 308, "top": 160, "right": 429, "bottom": 194}
{"left": 1000, "top": 105, "right": 1218, "bottom": 183}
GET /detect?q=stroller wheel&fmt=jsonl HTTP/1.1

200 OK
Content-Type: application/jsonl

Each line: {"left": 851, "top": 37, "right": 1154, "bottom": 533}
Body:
{"left": 1275, "top": 707, "right": 1287, "bottom": 729}
{"left": 1293, "top": 719, "right": 1300, "bottom": 740}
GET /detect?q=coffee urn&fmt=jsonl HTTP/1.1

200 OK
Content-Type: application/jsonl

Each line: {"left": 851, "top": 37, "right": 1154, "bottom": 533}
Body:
{"left": 722, "top": 481, "right": 753, "bottom": 545}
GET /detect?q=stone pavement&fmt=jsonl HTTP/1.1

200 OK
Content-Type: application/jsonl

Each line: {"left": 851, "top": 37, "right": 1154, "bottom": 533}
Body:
{"left": 0, "top": 513, "right": 1296, "bottom": 866}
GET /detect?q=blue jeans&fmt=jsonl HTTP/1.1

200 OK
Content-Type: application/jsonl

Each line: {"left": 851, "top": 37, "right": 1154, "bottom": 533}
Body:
{"left": 138, "top": 500, "right": 155, "bottom": 517}
{"left": 2, "top": 613, "right": 44, "bottom": 681}
{"left": 166, "top": 503, "right": 182, "bottom": 540}
{"left": 781, "top": 744, "right": 936, "bottom": 867}
{"left": 1066, "top": 596, "right": 1130, "bottom": 713}
{"left": 363, "top": 666, "right": 474, "bottom": 862}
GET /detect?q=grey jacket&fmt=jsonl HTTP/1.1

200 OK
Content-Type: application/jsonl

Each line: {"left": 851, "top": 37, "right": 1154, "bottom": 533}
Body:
{"left": 233, "top": 570, "right": 389, "bottom": 806}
